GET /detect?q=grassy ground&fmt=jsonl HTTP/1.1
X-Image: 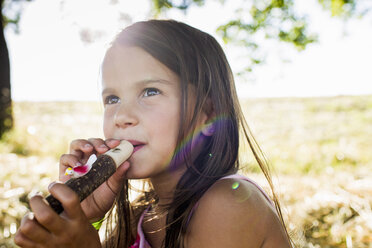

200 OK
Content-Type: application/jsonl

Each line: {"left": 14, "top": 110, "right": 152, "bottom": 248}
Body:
{"left": 0, "top": 95, "right": 371, "bottom": 247}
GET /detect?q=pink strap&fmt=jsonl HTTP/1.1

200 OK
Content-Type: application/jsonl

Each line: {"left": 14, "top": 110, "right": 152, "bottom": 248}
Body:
{"left": 132, "top": 207, "right": 151, "bottom": 248}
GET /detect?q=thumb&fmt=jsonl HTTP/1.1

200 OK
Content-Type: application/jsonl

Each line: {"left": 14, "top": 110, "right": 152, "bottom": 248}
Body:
{"left": 106, "top": 161, "right": 130, "bottom": 195}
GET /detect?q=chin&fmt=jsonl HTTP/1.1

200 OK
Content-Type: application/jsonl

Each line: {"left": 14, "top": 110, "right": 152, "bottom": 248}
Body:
{"left": 125, "top": 167, "right": 150, "bottom": 180}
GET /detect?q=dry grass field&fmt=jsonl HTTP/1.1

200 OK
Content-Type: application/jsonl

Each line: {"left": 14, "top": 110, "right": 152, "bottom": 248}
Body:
{"left": 0, "top": 95, "right": 371, "bottom": 247}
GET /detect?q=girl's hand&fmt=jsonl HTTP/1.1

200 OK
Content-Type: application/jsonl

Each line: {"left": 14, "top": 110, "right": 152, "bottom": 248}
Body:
{"left": 59, "top": 138, "right": 130, "bottom": 222}
{"left": 14, "top": 183, "right": 101, "bottom": 248}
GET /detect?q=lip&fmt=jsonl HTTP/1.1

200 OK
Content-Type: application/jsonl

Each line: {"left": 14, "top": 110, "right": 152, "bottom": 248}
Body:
{"left": 126, "top": 139, "right": 145, "bottom": 153}
{"left": 133, "top": 145, "right": 144, "bottom": 153}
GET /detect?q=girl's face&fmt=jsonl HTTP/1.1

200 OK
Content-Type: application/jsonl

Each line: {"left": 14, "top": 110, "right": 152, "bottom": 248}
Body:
{"left": 101, "top": 45, "right": 187, "bottom": 179}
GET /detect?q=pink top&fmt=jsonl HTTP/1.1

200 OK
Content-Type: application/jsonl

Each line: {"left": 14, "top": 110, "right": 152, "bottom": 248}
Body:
{"left": 129, "top": 174, "right": 273, "bottom": 248}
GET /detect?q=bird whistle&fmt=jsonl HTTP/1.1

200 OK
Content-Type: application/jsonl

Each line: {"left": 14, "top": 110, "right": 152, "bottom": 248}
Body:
{"left": 46, "top": 140, "right": 133, "bottom": 214}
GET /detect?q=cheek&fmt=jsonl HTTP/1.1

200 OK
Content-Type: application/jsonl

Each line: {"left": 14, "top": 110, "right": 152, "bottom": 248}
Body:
{"left": 103, "top": 110, "right": 114, "bottom": 138}
{"left": 161, "top": 109, "right": 180, "bottom": 136}
{"left": 149, "top": 108, "right": 180, "bottom": 149}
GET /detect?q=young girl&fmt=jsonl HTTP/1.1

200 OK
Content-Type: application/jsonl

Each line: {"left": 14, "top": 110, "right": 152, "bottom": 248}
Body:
{"left": 15, "top": 20, "right": 292, "bottom": 247}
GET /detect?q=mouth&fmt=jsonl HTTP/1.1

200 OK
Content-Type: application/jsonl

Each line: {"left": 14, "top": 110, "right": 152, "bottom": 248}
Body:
{"left": 133, "top": 144, "right": 145, "bottom": 152}
{"left": 127, "top": 140, "right": 145, "bottom": 153}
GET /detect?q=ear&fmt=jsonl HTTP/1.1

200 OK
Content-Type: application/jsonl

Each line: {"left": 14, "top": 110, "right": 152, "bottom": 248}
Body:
{"left": 201, "top": 122, "right": 215, "bottom": 136}
{"left": 200, "top": 98, "right": 216, "bottom": 137}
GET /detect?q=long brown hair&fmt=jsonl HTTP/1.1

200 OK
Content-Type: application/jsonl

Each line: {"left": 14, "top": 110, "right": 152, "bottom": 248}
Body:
{"left": 102, "top": 19, "right": 292, "bottom": 247}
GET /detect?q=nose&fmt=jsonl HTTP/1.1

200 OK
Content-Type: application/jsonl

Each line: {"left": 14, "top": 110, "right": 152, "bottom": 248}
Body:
{"left": 114, "top": 102, "right": 139, "bottom": 128}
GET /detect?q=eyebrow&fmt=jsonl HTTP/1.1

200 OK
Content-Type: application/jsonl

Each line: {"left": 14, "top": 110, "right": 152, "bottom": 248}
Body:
{"left": 136, "top": 78, "right": 173, "bottom": 86}
{"left": 101, "top": 78, "right": 173, "bottom": 95}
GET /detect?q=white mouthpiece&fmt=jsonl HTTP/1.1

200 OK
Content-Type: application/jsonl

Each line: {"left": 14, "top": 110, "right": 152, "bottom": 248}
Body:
{"left": 104, "top": 140, "right": 134, "bottom": 167}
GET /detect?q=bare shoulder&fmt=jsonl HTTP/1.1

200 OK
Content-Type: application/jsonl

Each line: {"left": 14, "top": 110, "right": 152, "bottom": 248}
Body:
{"left": 185, "top": 177, "right": 291, "bottom": 248}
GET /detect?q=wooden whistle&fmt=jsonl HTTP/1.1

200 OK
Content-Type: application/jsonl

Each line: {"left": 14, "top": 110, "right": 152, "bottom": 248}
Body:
{"left": 46, "top": 140, "right": 133, "bottom": 214}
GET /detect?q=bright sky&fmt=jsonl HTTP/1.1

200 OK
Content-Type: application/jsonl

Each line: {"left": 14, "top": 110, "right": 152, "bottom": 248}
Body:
{"left": 5, "top": 0, "right": 372, "bottom": 101}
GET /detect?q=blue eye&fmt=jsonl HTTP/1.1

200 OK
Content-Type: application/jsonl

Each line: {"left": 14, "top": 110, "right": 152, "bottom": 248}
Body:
{"left": 143, "top": 88, "right": 160, "bottom": 97}
{"left": 104, "top": 95, "right": 120, "bottom": 105}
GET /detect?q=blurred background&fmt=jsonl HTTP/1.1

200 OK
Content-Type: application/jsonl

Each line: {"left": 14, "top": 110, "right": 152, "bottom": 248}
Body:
{"left": 1, "top": 0, "right": 372, "bottom": 247}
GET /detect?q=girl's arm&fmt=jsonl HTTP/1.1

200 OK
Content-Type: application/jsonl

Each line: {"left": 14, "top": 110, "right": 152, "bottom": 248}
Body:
{"left": 185, "top": 178, "right": 291, "bottom": 248}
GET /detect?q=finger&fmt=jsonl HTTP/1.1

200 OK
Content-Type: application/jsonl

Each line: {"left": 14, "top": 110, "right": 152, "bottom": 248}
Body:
{"left": 29, "top": 194, "right": 65, "bottom": 234}
{"left": 17, "top": 212, "right": 51, "bottom": 244}
{"left": 14, "top": 228, "right": 37, "bottom": 247}
{"left": 106, "top": 161, "right": 130, "bottom": 195}
{"left": 69, "top": 139, "right": 94, "bottom": 159}
{"left": 48, "top": 182, "right": 85, "bottom": 220}
{"left": 59, "top": 154, "right": 82, "bottom": 181}
{"left": 70, "top": 139, "right": 105, "bottom": 164}
{"left": 105, "top": 138, "right": 121, "bottom": 149}
{"left": 88, "top": 138, "right": 111, "bottom": 154}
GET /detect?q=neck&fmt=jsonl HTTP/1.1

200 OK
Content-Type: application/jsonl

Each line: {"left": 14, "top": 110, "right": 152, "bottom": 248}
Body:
{"left": 150, "top": 165, "right": 186, "bottom": 208}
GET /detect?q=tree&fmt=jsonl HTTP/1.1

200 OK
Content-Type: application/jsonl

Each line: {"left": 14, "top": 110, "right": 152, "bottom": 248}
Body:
{"left": 0, "top": 0, "right": 12, "bottom": 138}
{"left": 151, "top": 0, "right": 371, "bottom": 73}
{"left": 0, "top": 0, "right": 32, "bottom": 139}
